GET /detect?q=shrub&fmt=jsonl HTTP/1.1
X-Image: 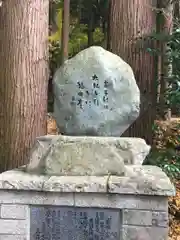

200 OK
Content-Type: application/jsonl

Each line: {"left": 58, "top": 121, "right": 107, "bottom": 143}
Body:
{"left": 144, "top": 120, "right": 180, "bottom": 179}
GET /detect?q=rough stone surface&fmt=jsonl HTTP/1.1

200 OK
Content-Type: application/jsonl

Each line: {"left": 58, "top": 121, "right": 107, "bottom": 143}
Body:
{"left": 26, "top": 135, "right": 150, "bottom": 176}
{"left": 109, "top": 166, "right": 175, "bottom": 196}
{"left": 122, "top": 209, "right": 168, "bottom": 227}
{"left": 74, "top": 194, "right": 168, "bottom": 211}
{"left": 1, "top": 204, "right": 28, "bottom": 219}
{"left": 53, "top": 46, "right": 140, "bottom": 136}
{"left": 0, "top": 219, "right": 27, "bottom": 235}
{"left": 0, "top": 191, "right": 168, "bottom": 211}
{"left": 0, "top": 166, "right": 175, "bottom": 196}
{"left": 26, "top": 135, "right": 53, "bottom": 172}
{"left": 152, "top": 211, "right": 169, "bottom": 227}
{"left": 122, "top": 226, "right": 168, "bottom": 240}
{"left": 0, "top": 191, "right": 74, "bottom": 206}
{"left": 0, "top": 169, "right": 173, "bottom": 240}
{"left": 0, "top": 236, "right": 26, "bottom": 240}
{"left": 123, "top": 210, "right": 152, "bottom": 226}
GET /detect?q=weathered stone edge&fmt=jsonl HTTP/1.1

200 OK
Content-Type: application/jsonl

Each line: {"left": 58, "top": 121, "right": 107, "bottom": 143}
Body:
{"left": 0, "top": 166, "right": 175, "bottom": 196}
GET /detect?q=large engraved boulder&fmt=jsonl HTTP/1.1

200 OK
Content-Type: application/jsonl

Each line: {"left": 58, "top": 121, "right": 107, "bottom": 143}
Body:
{"left": 53, "top": 46, "right": 140, "bottom": 136}
{"left": 25, "top": 135, "right": 150, "bottom": 176}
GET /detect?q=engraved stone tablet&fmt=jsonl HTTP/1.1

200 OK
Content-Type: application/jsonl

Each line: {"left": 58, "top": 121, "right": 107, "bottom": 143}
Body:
{"left": 30, "top": 206, "right": 121, "bottom": 240}
{"left": 53, "top": 46, "right": 140, "bottom": 136}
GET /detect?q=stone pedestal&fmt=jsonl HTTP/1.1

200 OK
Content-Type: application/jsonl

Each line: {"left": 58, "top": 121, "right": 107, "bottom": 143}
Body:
{"left": 0, "top": 165, "right": 175, "bottom": 240}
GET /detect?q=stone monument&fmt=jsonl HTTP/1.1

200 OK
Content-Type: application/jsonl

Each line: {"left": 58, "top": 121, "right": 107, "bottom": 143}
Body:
{"left": 53, "top": 46, "right": 140, "bottom": 136}
{"left": 0, "top": 46, "right": 175, "bottom": 240}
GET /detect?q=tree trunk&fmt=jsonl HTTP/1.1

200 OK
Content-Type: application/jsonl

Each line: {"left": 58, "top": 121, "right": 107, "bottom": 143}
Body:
{"left": 87, "top": 3, "right": 94, "bottom": 47}
{"left": 172, "top": 0, "right": 180, "bottom": 116}
{"left": 0, "top": 0, "right": 49, "bottom": 172}
{"left": 157, "top": 0, "right": 173, "bottom": 120}
{"left": 61, "top": 0, "right": 70, "bottom": 64}
{"left": 174, "top": 0, "right": 180, "bottom": 20}
{"left": 108, "top": 0, "right": 157, "bottom": 144}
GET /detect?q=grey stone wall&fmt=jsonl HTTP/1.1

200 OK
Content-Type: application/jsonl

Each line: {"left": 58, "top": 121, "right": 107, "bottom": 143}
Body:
{"left": 122, "top": 209, "right": 168, "bottom": 240}
{"left": 0, "top": 190, "right": 169, "bottom": 240}
{"left": 0, "top": 203, "right": 28, "bottom": 239}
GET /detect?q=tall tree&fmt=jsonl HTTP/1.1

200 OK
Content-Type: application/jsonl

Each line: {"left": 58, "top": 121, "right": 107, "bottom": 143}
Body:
{"left": 108, "top": 0, "right": 157, "bottom": 143}
{"left": 174, "top": 0, "right": 180, "bottom": 20}
{"left": 61, "top": 0, "right": 70, "bottom": 63}
{"left": 157, "top": 0, "right": 173, "bottom": 120}
{"left": 0, "top": 0, "right": 49, "bottom": 171}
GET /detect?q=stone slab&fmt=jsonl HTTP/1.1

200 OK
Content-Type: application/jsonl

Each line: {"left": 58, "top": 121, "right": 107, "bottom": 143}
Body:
{"left": 0, "top": 219, "right": 27, "bottom": 235}
{"left": 123, "top": 210, "right": 152, "bottom": 226}
{"left": 74, "top": 193, "right": 168, "bottom": 211}
{"left": 0, "top": 236, "right": 26, "bottom": 240}
{"left": 30, "top": 206, "right": 121, "bottom": 240}
{"left": 1, "top": 204, "right": 28, "bottom": 219}
{"left": 0, "top": 166, "right": 175, "bottom": 196}
{"left": 26, "top": 135, "right": 150, "bottom": 176}
{"left": 122, "top": 226, "right": 168, "bottom": 240}
{"left": 109, "top": 166, "right": 175, "bottom": 196}
{"left": 152, "top": 211, "right": 169, "bottom": 227}
{"left": 0, "top": 191, "right": 168, "bottom": 211}
{"left": 0, "top": 191, "right": 74, "bottom": 206}
{"left": 122, "top": 209, "right": 168, "bottom": 227}
{"left": 53, "top": 46, "right": 140, "bottom": 136}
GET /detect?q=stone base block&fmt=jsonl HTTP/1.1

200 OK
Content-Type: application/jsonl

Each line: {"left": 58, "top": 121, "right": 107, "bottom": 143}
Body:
{"left": 0, "top": 165, "right": 175, "bottom": 240}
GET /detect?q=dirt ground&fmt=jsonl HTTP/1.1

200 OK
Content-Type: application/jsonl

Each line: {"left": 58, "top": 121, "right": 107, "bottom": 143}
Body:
{"left": 47, "top": 115, "right": 180, "bottom": 240}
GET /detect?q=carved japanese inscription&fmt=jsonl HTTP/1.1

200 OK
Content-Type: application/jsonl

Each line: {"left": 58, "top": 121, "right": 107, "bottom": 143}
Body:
{"left": 30, "top": 206, "right": 121, "bottom": 240}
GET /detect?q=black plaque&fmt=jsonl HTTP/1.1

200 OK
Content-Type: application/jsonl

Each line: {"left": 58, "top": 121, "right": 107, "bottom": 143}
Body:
{"left": 30, "top": 206, "right": 121, "bottom": 240}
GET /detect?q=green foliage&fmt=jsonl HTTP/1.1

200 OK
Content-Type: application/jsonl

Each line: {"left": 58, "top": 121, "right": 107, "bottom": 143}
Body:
{"left": 49, "top": 41, "right": 61, "bottom": 74}
{"left": 145, "top": 148, "right": 180, "bottom": 179}
{"left": 145, "top": 120, "right": 180, "bottom": 179}
{"left": 167, "top": 27, "right": 180, "bottom": 110}
{"left": 69, "top": 25, "right": 104, "bottom": 57}
{"left": 68, "top": 24, "right": 88, "bottom": 57}
{"left": 49, "top": 7, "right": 63, "bottom": 42}
{"left": 49, "top": 0, "right": 106, "bottom": 75}
{"left": 146, "top": 22, "right": 180, "bottom": 112}
{"left": 49, "top": 23, "right": 104, "bottom": 77}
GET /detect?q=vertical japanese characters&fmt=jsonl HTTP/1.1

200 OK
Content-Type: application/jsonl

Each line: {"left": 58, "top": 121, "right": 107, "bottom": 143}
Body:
{"left": 70, "top": 74, "right": 109, "bottom": 109}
